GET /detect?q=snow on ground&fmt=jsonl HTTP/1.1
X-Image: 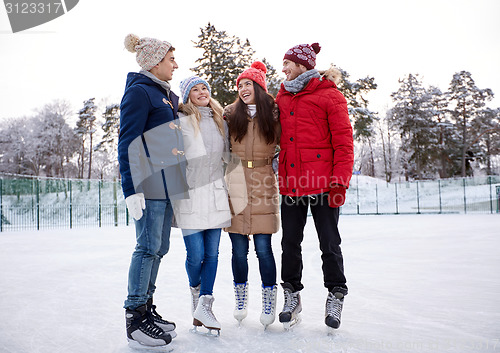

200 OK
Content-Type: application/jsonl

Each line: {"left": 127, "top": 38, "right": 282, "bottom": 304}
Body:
{"left": 0, "top": 214, "right": 499, "bottom": 353}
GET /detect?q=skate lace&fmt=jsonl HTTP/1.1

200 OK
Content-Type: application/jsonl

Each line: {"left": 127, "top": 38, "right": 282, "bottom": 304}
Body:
{"left": 326, "top": 295, "right": 343, "bottom": 319}
{"left": 234, "top": 283, "right": 248, "bottom": 310}
{"left": 262, "top": 287, "right": 276, "bottom": 315}
{"left": 202, "top": 298, "right": 217, "bottom": 321}
{"left": 140, "top": 317, "right": 165, "bottom": 338}
{"left": 282, "top": 289, "right": 298, "bottom": 313}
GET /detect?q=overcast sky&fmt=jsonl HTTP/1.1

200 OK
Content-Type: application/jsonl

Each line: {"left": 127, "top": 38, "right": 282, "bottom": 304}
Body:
{"left": 0, "top": 0, "right": 499, "bottom": 120}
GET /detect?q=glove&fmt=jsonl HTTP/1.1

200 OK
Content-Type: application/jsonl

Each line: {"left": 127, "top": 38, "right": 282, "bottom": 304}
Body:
{"left": 328, "top": 185, "right": 346, "bottom": 208}
{"left": 125, "top": 193, "right": 146, "bottom": 221}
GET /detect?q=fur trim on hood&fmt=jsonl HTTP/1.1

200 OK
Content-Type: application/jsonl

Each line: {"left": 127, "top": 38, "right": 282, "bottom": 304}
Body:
{"left": 319, "top": 65, "right": 342, "bottom": 85}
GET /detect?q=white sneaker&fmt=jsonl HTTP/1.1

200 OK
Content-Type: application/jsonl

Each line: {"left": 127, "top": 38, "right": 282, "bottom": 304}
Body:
{"left": 193, "top": 295, "right": 221, "bottom": 330}
{"left": 233, "top": 282, "right": 248, "bottom": 322}
{"left": 260, "top": 285, "right": 277, "bottom": 328}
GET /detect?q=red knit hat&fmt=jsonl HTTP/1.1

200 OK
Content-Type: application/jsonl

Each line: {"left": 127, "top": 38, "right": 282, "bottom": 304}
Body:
{"left": 283, "top": 43, "right": 321, "bottom": 70}
{"left": 236, "top": 61, "right": 267, "bottom": 92}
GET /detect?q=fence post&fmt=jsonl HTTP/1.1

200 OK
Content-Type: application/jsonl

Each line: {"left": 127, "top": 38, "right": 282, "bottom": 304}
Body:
{"left": 416, "top": 181, "right": 420, "bottom": 214}
{"left": 438, "top": 179, "right": 442, "bottom": 214}
{"left": 356, "top": 173, "right": 360, "bottom": 215}
{"left": 375, "top": 183, "right": 379, "bottom": 214}
{"left": 395, "top": 183, "right": 399, "bottom": 214}
{"left": 98, "top": 180, "right": 102, "bottom": 228}
{"left": 463, "top": 178, "right": 467, "bottom": 214}
{"left": 36, "top": 179, "right": 40, "bottom": 230}
{"left": 489, "top": 176, "right": 493, "bottom": 214}
{"left": 69, "top": 180, "right": 73, "bottom": 229}
{"left": 113, "top": 178, "right": 118, "bottom": 227}
{"left": 0, "top": 178, "right": 3, "bottom": 232}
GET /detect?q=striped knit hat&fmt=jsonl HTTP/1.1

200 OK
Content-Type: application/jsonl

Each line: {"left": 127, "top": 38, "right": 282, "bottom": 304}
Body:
{"left": 124, "top": 34, "right": 172, "bottom": 71}
{"left": 179, "top": 76, "right": 211, "bottom": 104}
{"left": 284, "top": 43, "right": 321, "bottom": 70}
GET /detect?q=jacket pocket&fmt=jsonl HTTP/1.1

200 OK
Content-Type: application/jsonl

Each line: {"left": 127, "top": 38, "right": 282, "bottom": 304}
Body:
{"left": 176, "top": 189, "right": 194, "bottom": 214}
{"left": 299, "top": 149, "right": 333, "bottom": 190}
{"left": 214, "top": 178, "right": 230, "bottom": 211}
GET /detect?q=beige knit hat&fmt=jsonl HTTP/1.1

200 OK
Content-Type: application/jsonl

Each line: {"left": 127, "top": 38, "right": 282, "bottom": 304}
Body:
{"left": 124, "top": 34, "right": 172, "bottom": 71}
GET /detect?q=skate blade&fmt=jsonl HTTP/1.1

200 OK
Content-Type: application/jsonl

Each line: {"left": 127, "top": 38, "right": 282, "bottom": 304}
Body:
{"left": 190, "top": 326, "right": 220, "bottom": 337}
{"left": 327, "top": 327, "right": 337, "bottom": 336}
{"left": 283, "top": 316, "right": 301, "bottom": 331}
{"left": 128, "top": 339, "right": 173, "bottom": 352}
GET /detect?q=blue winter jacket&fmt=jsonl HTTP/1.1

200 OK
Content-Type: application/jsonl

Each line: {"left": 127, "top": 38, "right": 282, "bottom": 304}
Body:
{"left": 118, "top": 72, "right": 188, "bottom": 200}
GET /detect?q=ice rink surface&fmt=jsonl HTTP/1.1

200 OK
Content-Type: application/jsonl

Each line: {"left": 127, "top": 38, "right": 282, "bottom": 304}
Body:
{"left": 1, "top": 214, "right": 499, "bottom": 352}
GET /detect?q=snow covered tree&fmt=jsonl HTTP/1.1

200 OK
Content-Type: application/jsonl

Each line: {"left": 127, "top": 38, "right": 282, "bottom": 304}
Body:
{"left": 336, "top": 68, "right": 378, "bottom": 176}
{"left": 34, "top": 101, "right": 79, "bottom": 177}
{"left": 75, "top": 98, "right": 97, "bottom": 179}
{"left": 447, "top": 71, "right": 494, "bottom": 177}
{"left": 192, "top": 23, "right": 255, "bottom": 106}
{"left": 95, "top": 103, "right": 120, "bottom": 178}
{"left": 378, "top": 108, "right": 399, "bottom": 182}
{"left": 261, "top": 57, "right": 283, "bottom": 97}
{"left": 472, "top": 107, "right": 500, "bottom": 175}
{"left": 390, "top": 74, "right": 438, "bottom": 180}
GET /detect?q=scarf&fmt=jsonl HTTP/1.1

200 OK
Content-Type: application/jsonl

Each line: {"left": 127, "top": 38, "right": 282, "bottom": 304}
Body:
{"left": 139, "top": 70, "right": 171, "bottom": 96}
{"left": 283, "top": 69, "right": 320, "bottom": 93}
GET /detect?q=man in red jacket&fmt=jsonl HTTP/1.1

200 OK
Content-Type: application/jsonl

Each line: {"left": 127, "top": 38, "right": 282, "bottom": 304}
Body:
{"left": 275, "top": 43, "right": 354, "bottom": 331}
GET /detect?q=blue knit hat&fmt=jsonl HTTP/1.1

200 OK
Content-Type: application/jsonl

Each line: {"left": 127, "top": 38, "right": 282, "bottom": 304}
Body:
{"left": 179, "top": 76, "right": 211, "bottom": 104}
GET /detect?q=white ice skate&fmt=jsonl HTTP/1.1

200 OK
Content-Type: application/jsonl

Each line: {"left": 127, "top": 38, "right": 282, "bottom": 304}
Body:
{"left": 191, "top": 294, "right": 221, "bottom": 337}
{"left": 260, "top": 285, "right": 277, "bottom": 329}
{"left": 233, "top": 282, "right": 248, "bottom": 324}
{"left": 190, "top": 284, "right": 200, "bottom": 316}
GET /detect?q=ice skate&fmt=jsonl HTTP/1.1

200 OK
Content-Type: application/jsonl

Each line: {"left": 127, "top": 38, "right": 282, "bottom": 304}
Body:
{"left": 233, "top": 282, "right": 248, "bottom": 324}
{"left": 146, "top": 298, "right": 177, "bottom": 339}
{"left": 260, "top": 284, "right": 277, "bottom": 329}
{"left": 190, "top": 284, "right": 201, "bottom": 316}
{"left": 279, "top": 284, "right": 302, "bottom": 330}
{"left": 191, "top": 294, "right": 221, "bottom": 337}
{"left": 325, "top": 291, "right": 344, "bottom": 333}
{"left": 125, "top": 304, "right": 173, "bottom": 351}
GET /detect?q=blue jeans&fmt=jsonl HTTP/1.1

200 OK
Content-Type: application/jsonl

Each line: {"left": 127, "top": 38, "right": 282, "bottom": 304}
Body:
{"left": 124, "top": 199, "right": 173, "bottom": 310}
{"left": 182, "top": 229, "right": 221, "bottom": 296}
{"left": 229, "top": 233, "right": 276, "bottom": 287}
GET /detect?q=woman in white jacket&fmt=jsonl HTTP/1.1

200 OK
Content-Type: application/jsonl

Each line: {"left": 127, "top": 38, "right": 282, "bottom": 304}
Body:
{"left": 173, "top": 76, "right": 231, "bottom": 335}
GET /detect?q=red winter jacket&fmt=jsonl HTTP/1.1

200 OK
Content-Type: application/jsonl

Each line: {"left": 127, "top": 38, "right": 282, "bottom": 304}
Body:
{"left": 276, "top": 75, "right": 354, "bottom": 196}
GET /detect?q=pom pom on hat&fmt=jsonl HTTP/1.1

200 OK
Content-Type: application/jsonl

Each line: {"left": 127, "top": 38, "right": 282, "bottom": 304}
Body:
{"left": 283, "top": 43, "right": 321, "bottom": 70}
{"left": 236, "top": 61, "right": 268, "bottom": 92}
{"left": 179, "top": 76, "right": 211, "bottom": 104}
{"left": 124, "top": 33, "right": 172, "bottom": 71}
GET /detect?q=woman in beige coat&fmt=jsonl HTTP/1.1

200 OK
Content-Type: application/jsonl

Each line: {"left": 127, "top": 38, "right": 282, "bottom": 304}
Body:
{"left": 224, "top": 61, "right": 280, "bottom": 329}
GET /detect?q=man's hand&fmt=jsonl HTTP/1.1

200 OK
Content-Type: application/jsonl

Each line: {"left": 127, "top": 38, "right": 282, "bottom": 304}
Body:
{"left": 328, "top": 185, "right": 346, "bottom": 208}
{"left": 125, "top": 193, "right": 146, "bottom": 220}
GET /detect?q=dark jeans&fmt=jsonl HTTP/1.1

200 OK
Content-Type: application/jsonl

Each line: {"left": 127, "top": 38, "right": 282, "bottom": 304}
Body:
{"left": 280, "top": 192, "right": 347, "bottom": 295}
{"left": 229, "top": 233, "right": 277, "bottom": 287}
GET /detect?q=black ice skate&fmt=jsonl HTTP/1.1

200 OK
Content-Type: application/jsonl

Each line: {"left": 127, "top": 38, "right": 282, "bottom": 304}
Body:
{"left": 146, "top": 298, "right": 177, "bottom": 338}
{"left": 279, "top": 283, "right": 302, "bottom": 330}
{"left": 125, "top": 304, "right": 173, "bottom": 351}
{"left": 325, "top": 291, "right": 344, "bottom": 333}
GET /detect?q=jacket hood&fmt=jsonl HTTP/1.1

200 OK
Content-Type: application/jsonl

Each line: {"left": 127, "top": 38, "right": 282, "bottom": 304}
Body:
{"left": 318, "top": 65, "right": 342, "bottom": 85}
{"left": 124, "top": 72, "right": 163, "bottom": 91}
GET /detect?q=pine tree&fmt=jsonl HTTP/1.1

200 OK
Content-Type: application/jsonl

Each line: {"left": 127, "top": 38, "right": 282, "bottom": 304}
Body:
{"left": 336, "top": 68, "right": 378, "bottom": 176}
{"left": 390, "top": 74, "right": 437, "bottom": 180}
{"left": 261, "top": 57, "right": 283, "bottom": 97}
{"left": 95, "top": 103, "right": 120, "bottom": 178}
{"left": 192, "top": 23, "right": 255, "bottom": 106}
{"left": 447, "top": 71, "right": 493, "bottom": 177}
{"left": 75, "top": 98, "right": 97, "bottom": 179}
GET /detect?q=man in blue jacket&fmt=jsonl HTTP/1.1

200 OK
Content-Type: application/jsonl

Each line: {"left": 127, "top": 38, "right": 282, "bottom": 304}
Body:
{"left": 119, "top": 33, "right": 187, "bottom": 349}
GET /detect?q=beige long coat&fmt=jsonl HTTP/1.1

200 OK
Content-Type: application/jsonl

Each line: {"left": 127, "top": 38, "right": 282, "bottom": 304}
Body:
{"left": 223, "top": 103, "right": 280, "bottom": 235}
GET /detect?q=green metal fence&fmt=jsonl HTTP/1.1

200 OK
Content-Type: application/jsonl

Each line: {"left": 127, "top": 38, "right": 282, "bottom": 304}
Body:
{"left": 0, "top": 175, "right": 499, "bottom": 232}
